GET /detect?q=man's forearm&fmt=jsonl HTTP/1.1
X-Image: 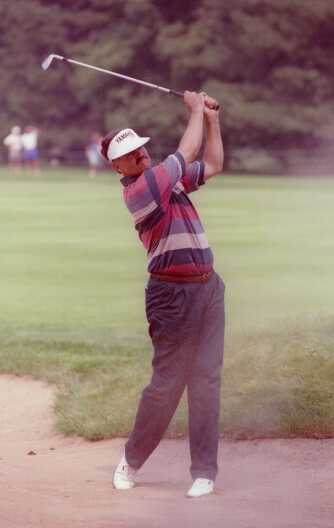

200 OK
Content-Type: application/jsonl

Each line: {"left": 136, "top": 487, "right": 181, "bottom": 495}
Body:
{"left": 203, "top": 114, "right": 224, "bottom": 179}
{"left": 178, "top": 109, "right": 204, "bottom": 164}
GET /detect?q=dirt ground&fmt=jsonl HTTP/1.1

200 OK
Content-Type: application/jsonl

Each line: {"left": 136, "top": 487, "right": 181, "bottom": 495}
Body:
{"left": 0, "top": 375, "right": 333, "bottom": 528}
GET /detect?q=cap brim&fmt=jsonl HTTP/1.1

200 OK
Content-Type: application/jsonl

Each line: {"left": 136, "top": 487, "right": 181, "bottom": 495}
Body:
{"left": 109, "top": 136, "right": 150, "bottom": 160}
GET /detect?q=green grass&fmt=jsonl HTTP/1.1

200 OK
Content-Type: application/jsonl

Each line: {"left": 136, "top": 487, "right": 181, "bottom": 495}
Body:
{"left": 1, "top": 166, "right": 334, "bottom": 439}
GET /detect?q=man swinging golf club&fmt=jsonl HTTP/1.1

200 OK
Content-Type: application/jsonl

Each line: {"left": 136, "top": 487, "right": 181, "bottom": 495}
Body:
{"left": 101, "top": 91, "right": 225, "bottom": 498}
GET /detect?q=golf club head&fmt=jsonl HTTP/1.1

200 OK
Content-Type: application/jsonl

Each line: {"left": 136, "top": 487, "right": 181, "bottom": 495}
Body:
{"left": 41, "top": 54, "right": 64, "bottom": 71}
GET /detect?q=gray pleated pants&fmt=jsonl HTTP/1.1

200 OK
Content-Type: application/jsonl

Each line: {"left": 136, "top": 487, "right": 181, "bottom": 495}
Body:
{"left": 125, "top": 271, "right": 225, "bottom": 480}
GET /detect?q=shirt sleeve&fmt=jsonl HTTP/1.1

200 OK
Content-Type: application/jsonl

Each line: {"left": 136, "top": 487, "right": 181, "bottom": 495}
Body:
{"left": 144, "top": 151, "right": 186, "bottom": 209}
{"left": 181, "top": 160, "right": 205, "bottom": 194}
{"left": 123, "top": 151, "right": 186, "bottom": 228}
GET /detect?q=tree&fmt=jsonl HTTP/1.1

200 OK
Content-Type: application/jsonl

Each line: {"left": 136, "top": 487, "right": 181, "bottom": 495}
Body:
{"left": 1, "top": 0, "right": 333, "bottom": 173}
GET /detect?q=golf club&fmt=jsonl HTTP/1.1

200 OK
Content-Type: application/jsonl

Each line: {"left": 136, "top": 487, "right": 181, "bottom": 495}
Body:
{"left": 41, "top": 54, "right": 219, "bottom": 109}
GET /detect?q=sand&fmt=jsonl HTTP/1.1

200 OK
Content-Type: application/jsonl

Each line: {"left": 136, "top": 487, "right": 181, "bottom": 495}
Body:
{"left": 0, "top": 375, "right": 333, "bottom": 528}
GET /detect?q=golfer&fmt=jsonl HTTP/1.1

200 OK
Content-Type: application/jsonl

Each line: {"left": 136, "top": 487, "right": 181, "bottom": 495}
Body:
{"left": 101, "top": 91, "right": 225, "bottom": 498}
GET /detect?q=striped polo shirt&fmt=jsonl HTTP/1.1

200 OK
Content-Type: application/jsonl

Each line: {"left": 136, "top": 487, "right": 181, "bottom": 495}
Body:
{"left": 121, "top": 151, "right": 214, "bottom": 277}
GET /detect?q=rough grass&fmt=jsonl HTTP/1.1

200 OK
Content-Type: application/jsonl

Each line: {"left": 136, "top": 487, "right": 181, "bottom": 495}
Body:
{"left": 1, "top": 320, "right": 333, "bottom": 440}
{"left": 0, "top": 167, "right": 333, "bottom": 440}
{"left": 221, "top": 319, "right": 334, "bottom": 439}
{"left": 0, "top": 328, "right": 149, "bottom": 439}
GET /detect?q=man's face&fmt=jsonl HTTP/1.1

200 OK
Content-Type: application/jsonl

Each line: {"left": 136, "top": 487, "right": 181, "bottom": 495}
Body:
{"left": 112, "top": 146, "right": 151, "bottom": 176}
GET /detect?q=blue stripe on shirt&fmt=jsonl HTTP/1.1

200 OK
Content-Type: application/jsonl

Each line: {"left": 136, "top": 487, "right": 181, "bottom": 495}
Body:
{"left": 174, "top": 151, "right": 186, "bottom": 175}
{"left": 144, "top": 168, "right": 161, "bottom": 205}
{"left": 198, "top": 161, "right": 205, "bottom": 186}
{"left": 135, "top": 206, "right": 165, "bottom": 234}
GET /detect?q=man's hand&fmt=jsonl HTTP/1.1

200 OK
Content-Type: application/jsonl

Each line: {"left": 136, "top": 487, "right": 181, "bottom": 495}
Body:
{"left": 183, "top": 91, "right": 205, "bottom": 113}
{"left": 204, "top": 106, "right": 220, "bottom": 121}
{"left": 201, "top": 92, "right": 220, "bottom": 118}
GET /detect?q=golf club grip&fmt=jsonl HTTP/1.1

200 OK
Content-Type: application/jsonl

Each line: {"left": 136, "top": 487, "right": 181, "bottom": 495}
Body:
{"left": 169, "top": 89, "right": 184, "bottom": 98}
{"left": 169, "top": 89, "right": 220, "bottom": 110}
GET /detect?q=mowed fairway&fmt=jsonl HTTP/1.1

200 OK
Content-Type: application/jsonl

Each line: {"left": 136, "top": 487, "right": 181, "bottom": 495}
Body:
{"left": 1, "top": 167, "right": 334, "bottom": 439}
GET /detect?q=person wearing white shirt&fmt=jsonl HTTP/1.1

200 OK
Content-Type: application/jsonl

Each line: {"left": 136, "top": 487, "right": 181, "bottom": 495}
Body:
{"left": 3, "top": 126, "right": 23, "bottom": 172}
{"left": 22, "top": 126, "right": 40, "bottom": 171}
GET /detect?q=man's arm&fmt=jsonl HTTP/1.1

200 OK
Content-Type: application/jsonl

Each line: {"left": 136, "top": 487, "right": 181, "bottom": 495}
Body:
{"left": 202, "top": 98, "right": 224, "bottom": 181}
{"left": 127, "top": 92, "right": 206, "bottom": 222}
{"left": 177, "top": 91, "right": 205, "bottom": 164}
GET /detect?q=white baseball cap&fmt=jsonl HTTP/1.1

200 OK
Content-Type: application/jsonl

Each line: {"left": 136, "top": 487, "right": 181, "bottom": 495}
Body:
{"left": 107, "top": 128, "right": 150, "bottom": 161}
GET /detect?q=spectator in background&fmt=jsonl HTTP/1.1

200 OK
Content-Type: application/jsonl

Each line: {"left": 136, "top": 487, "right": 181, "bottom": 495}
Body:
{"left": 3, "top": 126, "right": 23, "bottom": 172}
{"left": 85, "top": 133, "right": 103, "bottom": 177}
{"left": 22, "top": 126, "right": 40, "bottom": 172}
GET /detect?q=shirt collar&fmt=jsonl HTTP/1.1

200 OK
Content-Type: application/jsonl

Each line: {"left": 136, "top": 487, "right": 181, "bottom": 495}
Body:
{"left": 120, "top": 174, "right": 141, "bottom": 187}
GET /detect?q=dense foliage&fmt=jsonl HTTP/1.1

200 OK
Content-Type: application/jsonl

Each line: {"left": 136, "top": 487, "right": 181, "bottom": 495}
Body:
{"left": 1, "top": 0, "right": 333, "bottom": 172}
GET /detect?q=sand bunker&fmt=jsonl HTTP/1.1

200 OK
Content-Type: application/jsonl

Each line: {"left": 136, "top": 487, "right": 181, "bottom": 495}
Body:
{"left": 0, "top": 375, "right": 333, "bottom": 528}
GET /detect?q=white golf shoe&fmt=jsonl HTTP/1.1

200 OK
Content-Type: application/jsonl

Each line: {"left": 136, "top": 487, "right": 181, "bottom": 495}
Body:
{"left": 187, "top": 478, "right": 214, "bottom": 498}
{"left": 113, "top": 454, "right": 137, "bottom": 490}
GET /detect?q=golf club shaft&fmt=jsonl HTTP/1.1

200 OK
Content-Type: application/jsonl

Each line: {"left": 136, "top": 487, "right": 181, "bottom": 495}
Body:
{"left": 42, "top": 54, "right": 219, "bottom": 108}
{"left": 60, "top": 56, "right": 184, "bottom": 98}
